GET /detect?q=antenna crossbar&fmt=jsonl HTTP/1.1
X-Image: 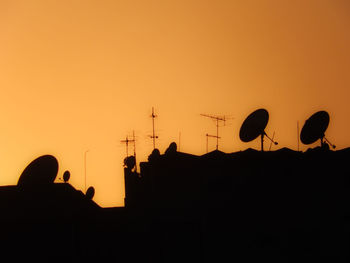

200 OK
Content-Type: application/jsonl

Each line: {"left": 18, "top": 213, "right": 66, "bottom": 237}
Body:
{"left": 121, "top": 134, "right": 136, "bottom": 157}
{"left": 150, "top": 107, "right": 159, "bottom": 149}
{"left": 200, "top": 114, "right": 226, "bottom": 123}
{"left": 206, "top": 134, "right": 220, "bottom": 138}
{"left": 201, "top": 113, "right": 229, "bottom": 150}
{"left": 206, "top": 133, "right": 221, "bottom": 153}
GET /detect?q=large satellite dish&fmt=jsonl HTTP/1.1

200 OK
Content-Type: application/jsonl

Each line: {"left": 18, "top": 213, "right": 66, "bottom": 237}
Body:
{"left": 17, "top": 155, "right": 59, "bottom": 188}
{"left": 239, "top": 108, "right": 278, "bottom": 151}
{"left": 300, "top": 111, "right": 335, "bottom": 148}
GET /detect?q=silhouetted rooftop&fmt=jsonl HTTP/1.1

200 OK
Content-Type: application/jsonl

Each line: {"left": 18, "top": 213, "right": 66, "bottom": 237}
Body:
{"left": 0, "top": 183, "right": 100, "bottom": 222}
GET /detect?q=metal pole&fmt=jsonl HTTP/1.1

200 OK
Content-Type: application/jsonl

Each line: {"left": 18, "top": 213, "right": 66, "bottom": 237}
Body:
{"left": 133, "top": 131, "right": 137, "bottom": 172}
{"left": 133, "top": 131, "right": 136, "bottom": 157}
{"left": 125, "top": 136, "right": 129, "bottom": 157}
{"left": 206, "top": 134, "right": 208, "bottom": 153}
{"left": 216, "top": 119, "right": 219, "bottom": 150}
{"left": 152, "top": 107, "right": 156, "bottom": 149}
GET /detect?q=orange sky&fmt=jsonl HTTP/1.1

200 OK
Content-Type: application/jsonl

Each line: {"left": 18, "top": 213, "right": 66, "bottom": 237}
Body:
{"left": 1, "top": 0, "right": 350, "bottom": 207}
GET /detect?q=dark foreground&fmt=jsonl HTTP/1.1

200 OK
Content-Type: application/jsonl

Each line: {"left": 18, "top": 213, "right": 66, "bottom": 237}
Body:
{"left": 1, "top": 147, "right": 350, "bottom": 262}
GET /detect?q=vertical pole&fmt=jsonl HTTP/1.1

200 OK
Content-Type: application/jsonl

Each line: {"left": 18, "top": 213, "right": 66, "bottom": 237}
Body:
{"left": 216, "top": 119, "right": 219, "bottom": 150}
{"left": 133, "top": 130, "right": 137, "bottom": 172}
{"left": 125, "top": 136, "right": 129, "bottom": 157}
{"left": 261, "top": 134, "right": 264, "bottom": 152}
{"left": 152, "top": 107, "right": 156, "bottom": 149}
{"left": 206, "top": 134, "right": 209, "bottom": 153}
{"left": 133, "top": 131, "right": 136, "bottom": 157}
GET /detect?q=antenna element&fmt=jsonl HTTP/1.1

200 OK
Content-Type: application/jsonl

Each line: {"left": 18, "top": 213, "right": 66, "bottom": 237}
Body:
{"left": 150, "top": 107, "right": 159, "bottom": 149}
{"left": 201, "top": 114, "right": 228, "bottom": 150}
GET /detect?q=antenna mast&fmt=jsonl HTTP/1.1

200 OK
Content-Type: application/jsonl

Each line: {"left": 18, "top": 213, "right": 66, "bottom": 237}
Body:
{"left": 201, "top": 114, "right": 227, "bottom": 150}
{"left": 132, "top": 130, "right": 137, "bottom": 172}
{"left": 121, "top": 131, "right": 137, "bottom": 172}
{"left": 150, "top": 107, "right": 158, "bottom": 149}
{"left": 120, "top": 134, "right": 136, "bottom": 157}
{"left": 206, "top": 133, "right": 220, "bottom": 153}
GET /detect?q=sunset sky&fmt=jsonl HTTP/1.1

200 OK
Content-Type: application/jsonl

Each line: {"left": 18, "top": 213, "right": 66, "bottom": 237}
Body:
{"left": 1, "top": 0, "right": 349, "bottom": 207}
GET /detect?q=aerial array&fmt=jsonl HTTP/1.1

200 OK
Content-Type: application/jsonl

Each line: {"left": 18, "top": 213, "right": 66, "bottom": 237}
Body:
{"left": 239, "top": 109, "right": 335, "bottom": 151}
{"left": 120, "top": 108, "right": 336, "bottom": 157}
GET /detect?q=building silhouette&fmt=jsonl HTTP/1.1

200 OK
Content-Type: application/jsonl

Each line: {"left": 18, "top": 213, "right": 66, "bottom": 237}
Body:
{"left": 124, "top": 144, "right": 350, "bottom": 262}
{"left": 1, "top": 144, "right": 350, "bottom": 262}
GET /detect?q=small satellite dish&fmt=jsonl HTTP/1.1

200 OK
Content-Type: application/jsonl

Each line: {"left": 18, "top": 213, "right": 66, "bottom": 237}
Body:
{"left": 86, "top": 186, "right": 95, "bottom": 200}
{"left": 239, "top": 109, "right": 277, "bottom": 151}
{"left": 148, "top": 148, "right": 160, "bottom": 162}
{"left": 300, "top": 111, "right": 335, "bottom": 148}
{"left": 165, "top": 142, "right": 177, "bottom": 155}
{"left": 17, "top": 155, "right": 58, "bottom": 188}
{"left": 63, "top": 170, "right": 70, "bottom": 183}
{"left": 124, "top": 156, "right": 136, "bottom": 170}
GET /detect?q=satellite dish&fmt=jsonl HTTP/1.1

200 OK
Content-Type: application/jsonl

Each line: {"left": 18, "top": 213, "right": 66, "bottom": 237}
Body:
{"left": 124, "top": 156, "right": 136, "bottom": 170}
{"left": 148, "top": 148, "right": 160, "bottom": 162}
{"left": 86, "top": 186, "right": 95, "bottom": 200}
{"left": 165, "top": 142, "right": 177, "bottom": 155}
{"left": 63, "top": 170, "right": 70, "bottom": 183}
{"left": 240, "top": 109, "right": 269, "bottom": 142}
{"left": 300, "top": 111, "right": 335, "bottom": 148}
{"left": 239, "top": 109, "right": 278, "bottom": 151}
{"left": 17, "top": 155, "right": 58, "bottom": 188}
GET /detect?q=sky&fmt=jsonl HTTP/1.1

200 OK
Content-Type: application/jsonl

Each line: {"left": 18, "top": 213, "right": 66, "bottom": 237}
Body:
{"left": 1, "top": 0, "right": 350, "bottom": 207}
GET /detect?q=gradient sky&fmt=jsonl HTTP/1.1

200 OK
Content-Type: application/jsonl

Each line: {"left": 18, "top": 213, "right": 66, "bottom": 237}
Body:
{"left": 1, "top": 0, "right": 350, "bottom": 207}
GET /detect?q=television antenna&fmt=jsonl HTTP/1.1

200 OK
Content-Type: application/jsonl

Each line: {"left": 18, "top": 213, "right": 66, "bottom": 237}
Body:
{"left": 149, "top": 107, "right": 159, "bottom": 149}
{"left": 121, "top": 131, "right": 137, "bottom": 172}
{"left": 206, "top": 133, "right": 220, "bottom": 153}
{"left": 201, "top": 114, "right": 229, "bottom": 150}
{"left": 120, "top": 131, "right": 136, "bottom": 157}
